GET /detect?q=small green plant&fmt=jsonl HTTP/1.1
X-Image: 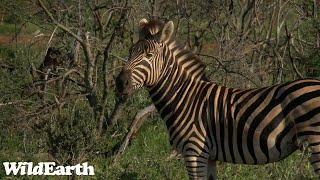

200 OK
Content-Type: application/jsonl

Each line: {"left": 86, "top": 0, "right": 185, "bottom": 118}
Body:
{"left": 46, "top": 103, "right": 96, "bottom": 166}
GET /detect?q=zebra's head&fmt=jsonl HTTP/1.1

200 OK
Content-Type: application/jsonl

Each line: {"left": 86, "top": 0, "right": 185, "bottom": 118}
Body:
{"left": 116, "top": 19, "right": 174, "bottom": 96}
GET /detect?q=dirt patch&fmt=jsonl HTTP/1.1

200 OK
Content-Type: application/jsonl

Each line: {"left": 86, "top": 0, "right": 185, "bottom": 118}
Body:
{"left": 0, "top": 34, "right": 48, "bottom": 46}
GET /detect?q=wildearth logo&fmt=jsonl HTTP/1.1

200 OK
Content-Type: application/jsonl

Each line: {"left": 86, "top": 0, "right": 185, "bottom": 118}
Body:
{"left": 3, "top": 162, "right": 94, "bottom": 176}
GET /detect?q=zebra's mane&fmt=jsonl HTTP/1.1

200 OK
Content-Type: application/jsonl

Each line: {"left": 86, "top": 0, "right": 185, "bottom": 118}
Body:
{"left": 139, "top": 19, "right": 164, "bottom": 39}
{"left": 167, "top": 39, "right": 207, "bottom": 80}
{"left": 140, "top": 19, "right": 207, "bottom": 80}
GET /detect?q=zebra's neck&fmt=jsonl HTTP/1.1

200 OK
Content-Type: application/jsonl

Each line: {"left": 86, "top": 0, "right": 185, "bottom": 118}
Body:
{"left": 147, "top": 42, "right": 209, "bottom": 148}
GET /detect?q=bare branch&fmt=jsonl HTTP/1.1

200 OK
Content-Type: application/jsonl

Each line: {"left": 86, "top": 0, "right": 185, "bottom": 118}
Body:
{"left": 285, "top": 24, "right": 303, "bottom": 78}
{"left": 38, "top": 0, "right": 85, "bottom": 45}
{"left": 114, "top": 104, "right": 156, "bottom": 159}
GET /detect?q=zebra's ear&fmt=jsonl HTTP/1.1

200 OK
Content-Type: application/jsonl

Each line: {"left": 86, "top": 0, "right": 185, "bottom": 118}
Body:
{"left": 138, "top": 18, "right": 149, "bottom": 40}
{"left": 157, "top": 21, "right": 174, "bottom": 43}
{"left": 139, "top": 18, "right": 149, "bottom": 29}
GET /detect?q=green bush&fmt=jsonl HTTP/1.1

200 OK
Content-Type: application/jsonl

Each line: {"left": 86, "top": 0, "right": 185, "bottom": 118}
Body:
{"left": 46, "top": 102, "right": 96, "bottom": 166}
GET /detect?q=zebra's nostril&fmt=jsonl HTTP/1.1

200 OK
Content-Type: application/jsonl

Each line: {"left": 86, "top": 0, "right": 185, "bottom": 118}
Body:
{"left": 116, "top": 69, "right": 133, "bottom": 95}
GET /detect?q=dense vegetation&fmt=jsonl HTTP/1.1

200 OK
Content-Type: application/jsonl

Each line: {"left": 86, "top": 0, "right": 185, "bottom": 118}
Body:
{"left": 0, "top": 0, "right": 320, "bottom": 179}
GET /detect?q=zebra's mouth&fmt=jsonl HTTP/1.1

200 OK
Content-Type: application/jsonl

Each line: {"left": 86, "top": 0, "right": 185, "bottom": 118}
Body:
{"left": 122, "top": 90, "right": 132, "bottom": 96}
{"left": 118, "top": 85, "right": 142, "bottom": 96}
{"left": 116, "top": 69, "right": 144, "bottom": 96}
{"left": 116, "top": 69, "right": 134, "bottom": 96}
{"left": 132, "top": 84, "right": 143, "bottom": 91}
{"left": 132, "top": 85, "right": 139, "bottom": 90}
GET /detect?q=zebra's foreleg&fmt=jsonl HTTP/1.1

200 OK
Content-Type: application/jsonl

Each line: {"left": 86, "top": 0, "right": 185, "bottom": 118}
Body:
{"left": 207, "top": 158, "right": 217, "bottom": 180}
{"left": 183, "top": 155, "right": 217, "bottom": 180}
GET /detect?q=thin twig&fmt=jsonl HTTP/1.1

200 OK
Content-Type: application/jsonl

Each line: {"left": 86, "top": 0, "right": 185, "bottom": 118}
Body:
{"left": 285, "top": 24, "right": 303, "bottom": 78}
{"left": 38, "top": 0, "right": 85, "bottom": 45}
{"left": 198, "top": 53, "right": 260, "bottom": 87}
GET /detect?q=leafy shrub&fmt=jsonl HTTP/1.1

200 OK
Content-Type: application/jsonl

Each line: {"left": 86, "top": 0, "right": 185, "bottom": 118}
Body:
{"left": 46, "top": 103, "right": 96, "bottom": 166}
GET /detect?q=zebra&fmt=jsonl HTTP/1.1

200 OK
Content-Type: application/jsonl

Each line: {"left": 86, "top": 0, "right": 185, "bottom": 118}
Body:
{"left": 116, "top": 18, "right": 320, "bottom": 179}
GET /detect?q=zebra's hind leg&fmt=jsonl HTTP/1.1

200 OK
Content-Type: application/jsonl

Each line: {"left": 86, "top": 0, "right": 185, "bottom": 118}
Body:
{"left": 308, "top": 141, "right": 320, "bottom": 176}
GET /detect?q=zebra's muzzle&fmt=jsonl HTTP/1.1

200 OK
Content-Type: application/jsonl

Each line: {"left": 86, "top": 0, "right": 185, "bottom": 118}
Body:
{"left": 116, "top": 69, "right": 133, "bottom": 96}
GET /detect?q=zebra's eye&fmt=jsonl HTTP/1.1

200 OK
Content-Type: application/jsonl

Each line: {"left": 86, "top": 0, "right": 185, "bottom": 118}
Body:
{"left": 146, "top": 53, "right": 153, "bottom": 59}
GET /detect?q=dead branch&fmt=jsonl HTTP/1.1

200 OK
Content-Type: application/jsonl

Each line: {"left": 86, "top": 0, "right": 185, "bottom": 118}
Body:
{"left": 285, "top": 24, "right": 303, "bottom": 79}
{"left": 97, "top": 0, "right": 129, "bottom": 135}
{"left": 0, "top": 102, "right": 13, "bottom": 106}
{"left": 21, "top": 92, "right": 89, "bottom": 119}
{"left": 199, "top": 53, "right": 261, "bottom": 87}
{"left": 38, "top": 0, "right": 95, "bottom": 94}
{"left": 114, "top": 104, "right": 156, "bottom": 159}
{"left": 38, "top": 0, "right": 84, "bottom": 45}
{"left": 106, "top": 96, "right": 127, "bottom": 127}
{"left": 0, "top": 63, "right": 23, "bottom": 72}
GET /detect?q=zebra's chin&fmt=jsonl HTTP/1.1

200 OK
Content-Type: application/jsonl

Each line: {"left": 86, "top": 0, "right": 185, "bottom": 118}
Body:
{"left": 132, "top": 84, "right": 143, "bottom": 90}
{"left": 120, "top": 84, "right": 143, "bottom": 96}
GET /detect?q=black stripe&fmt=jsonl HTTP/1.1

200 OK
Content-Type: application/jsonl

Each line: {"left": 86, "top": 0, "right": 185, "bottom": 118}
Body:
{"left": 295, "top": 106, "right": 320, "bottom": 124}
{"left": 189, "top": 66, "right": 204, "bottom": 77}
{"left": 260, "top": 89, "right": 320, "bottom": 163}
{"left": 233, "top": 89, "right": 255, "bottom": 101}
{"left": 218, "top": 86, "right": 227, "bottom": 162}
{"left": 167, "top": 76, "right": 193, "bottom": 134}
{"left": 277, "top": 81, "right": 320, "bottom": 100}
{"left": 311, "top": 122, "right": 320, "bottom": 127}
{"left": 276, "top": 103, "right": 320, "bottom": 153}
{"left": 151, "top": 66, "right": 181, "bottom": 118}
{"left": 296, "top": 131, "right": 320, "bottom": 137}
{"left": 185, "top": 58, "right": 201, "bottom": 70}
{"left": 186, "top": 141, "right": 209, "bottom": 155}
{"left": 186, "top": 165, "right": 206, "bottom": 168}
{"left": 148, "top": 58, "right": 178, "bottom": 95}
{"left": 246, "top": 82, "right": 297, "bottom": 164}
{"left": 312, "top": 151, "right": 320, "bottom": 155}
{"left": 185, "top": 148, "right": 202, "bottom": 155}
{"left": 162, "top": 47, "right": 172, "bottom": 73}
{"left": 310, "top": 142, "right": 320, "bottom": 147}
{"left": 209, "top": 85, "right": 218, "bottom": 159}
{"left": 234, "top": 88, "right": 264, "bottom": 116}
{"left": 171, "top": 82, "right": 199, "bottom": 144}
{"left": 226, "top": 89, "right": 235, "bottom": 163}
{"left": 194, "top": 84, "right": 210, "bottom": 138}
{"left": 201, "top": 99, "right": 211, "bottom": 149}
{"left": 315, "top": 168, "right": 320, "bottom": 172}
{"left": 275, "top": 121, "right": 294, "bottom": 154}
{"left": 132, "top": 69, "right": 145, "bottom": 81}
{"left": 175, "top": 51, "right": 185, "bottom": 60}
{"left": 311, "top": 159, "right": 320, "bottom": 164}
{"left": 237, "top": 86, "right": 275, "bottom": 164}
{"left": 173, "top": 115, "right": 195, "bottom": 147}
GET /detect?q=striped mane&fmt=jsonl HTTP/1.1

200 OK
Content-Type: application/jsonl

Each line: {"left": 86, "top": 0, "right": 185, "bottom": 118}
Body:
{"left": 139, "top": 19, "right": 207, "bottom": 80}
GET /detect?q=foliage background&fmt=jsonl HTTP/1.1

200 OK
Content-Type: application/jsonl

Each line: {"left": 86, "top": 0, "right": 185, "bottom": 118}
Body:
{"left": 0, "top": 0, "right": 319, "bottom": 179}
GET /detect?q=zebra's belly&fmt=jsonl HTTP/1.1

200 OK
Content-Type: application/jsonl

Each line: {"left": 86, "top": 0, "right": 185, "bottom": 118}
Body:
{"left": 217, "top": 131, "right": 299, "bottom": 165}
{"left": 217, "top": 143, "right": 298, "bottom": 165}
